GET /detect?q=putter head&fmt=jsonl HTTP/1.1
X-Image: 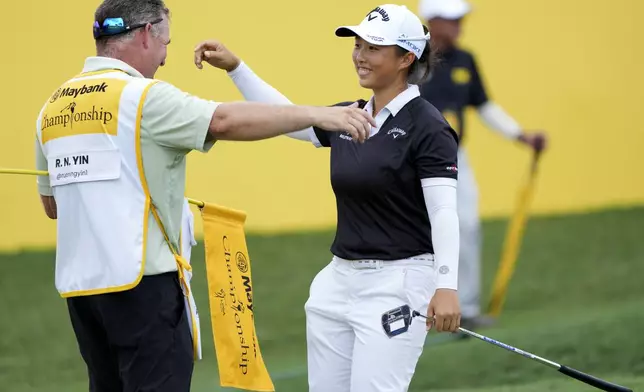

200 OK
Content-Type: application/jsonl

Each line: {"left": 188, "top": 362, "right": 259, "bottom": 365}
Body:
{"left": 381, "top": 305, "right": 413, "bottom": 338}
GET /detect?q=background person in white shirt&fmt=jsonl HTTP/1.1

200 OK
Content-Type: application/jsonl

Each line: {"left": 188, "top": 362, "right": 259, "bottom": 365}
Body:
{"left": 417, "top": 0, "right": 547, "bottom": 331}
{"left": 194, "top": 4, "right": 460, "bottom": 391}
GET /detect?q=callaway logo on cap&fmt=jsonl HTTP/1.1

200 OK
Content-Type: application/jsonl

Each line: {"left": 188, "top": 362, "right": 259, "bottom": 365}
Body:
{"left": 335, "top": 4, "right": 430, "bottom": 59}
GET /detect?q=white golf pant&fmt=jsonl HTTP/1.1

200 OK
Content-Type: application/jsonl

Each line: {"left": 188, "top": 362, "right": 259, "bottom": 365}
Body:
{"left": 457, "top": 149, "right": 482, "bottom": 319}
{"left": 304, "top": 255, "right": 437, "bottom": 392}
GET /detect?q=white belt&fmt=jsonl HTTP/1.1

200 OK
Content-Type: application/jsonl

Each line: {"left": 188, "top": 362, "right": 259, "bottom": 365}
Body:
{"left": 333, "top": 254, "right": 435, "bottom": 270}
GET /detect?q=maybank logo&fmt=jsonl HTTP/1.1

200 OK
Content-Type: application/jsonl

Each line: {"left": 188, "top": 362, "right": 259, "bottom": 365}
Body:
{"left": 50, "top": 82, "right": 108, "bottom": 103}
{"left": 41, "top": 77, "right": 127, "bottom": 143}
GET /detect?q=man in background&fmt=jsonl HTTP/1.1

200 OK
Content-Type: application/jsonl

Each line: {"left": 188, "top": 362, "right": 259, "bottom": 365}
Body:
{"left": 417, "top": 0, "right": 547, "bottom": 331}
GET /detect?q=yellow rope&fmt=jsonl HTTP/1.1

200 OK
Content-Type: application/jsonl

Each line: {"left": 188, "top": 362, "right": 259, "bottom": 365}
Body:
{"left": 0, "top": 168, "right": 48, "bottom": 176}
{"left": 0, "top": 168, "right": 205, "bottom": 208}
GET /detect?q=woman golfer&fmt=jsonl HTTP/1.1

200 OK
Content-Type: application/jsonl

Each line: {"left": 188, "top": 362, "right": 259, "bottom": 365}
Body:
{"left": 195, "top": 4, "right": 461, "bottom": 391}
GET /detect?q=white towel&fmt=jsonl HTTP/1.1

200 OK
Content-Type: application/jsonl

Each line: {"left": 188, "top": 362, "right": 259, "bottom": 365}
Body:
{"left": 181, "top": 198, "right": 202, "bottom": 360}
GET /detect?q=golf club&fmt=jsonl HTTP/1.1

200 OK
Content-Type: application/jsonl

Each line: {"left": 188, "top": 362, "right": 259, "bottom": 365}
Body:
{"left": 412, "top": 311, "right": 633, "bottom": 392}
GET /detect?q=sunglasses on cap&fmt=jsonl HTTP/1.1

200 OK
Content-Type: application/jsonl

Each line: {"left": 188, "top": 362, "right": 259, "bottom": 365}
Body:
{"left": 93, "top": 17, "right": 163, "bottom": 39}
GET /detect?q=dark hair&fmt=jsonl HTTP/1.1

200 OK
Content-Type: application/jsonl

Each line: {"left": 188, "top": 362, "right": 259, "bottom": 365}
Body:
{"left": 396, "top": 25, "right": 439, "bottom": 85}
{"left": 94, "top": 0, "right": 169, "bottom": 46}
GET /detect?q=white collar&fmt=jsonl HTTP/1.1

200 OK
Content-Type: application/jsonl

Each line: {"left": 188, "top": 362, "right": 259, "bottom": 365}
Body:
{"left": 81, "top": 56, "right": 145, "bottom": 78}
{"left": 364, "top": 84, "right": 420, "bottom": 118}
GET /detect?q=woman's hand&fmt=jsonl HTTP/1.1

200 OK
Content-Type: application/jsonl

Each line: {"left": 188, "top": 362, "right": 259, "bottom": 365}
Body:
{"left": 426, "top": 288, "right": 461, "bottom": 332}
{"left": 193, "top": 40, "right": 241, "bottom": 72}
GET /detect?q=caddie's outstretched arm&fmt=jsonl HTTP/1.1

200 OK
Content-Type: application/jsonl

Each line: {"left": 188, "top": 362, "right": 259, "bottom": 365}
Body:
{"left": 207, "top": 101, "right": 372, "bottom": 142}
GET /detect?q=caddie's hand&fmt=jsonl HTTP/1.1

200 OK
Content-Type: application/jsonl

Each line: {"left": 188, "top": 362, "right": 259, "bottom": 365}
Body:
{"left": 426, "top": 289, "right": 461, "bottom": 333}
{"left": 518, "top": 131, "right": 547, "bottom": 153}
{"left": 311, "top": 102, "right": 376, "bottom": 144}
{"left": 194, "top": 40, "right": 241, "bottom": 72}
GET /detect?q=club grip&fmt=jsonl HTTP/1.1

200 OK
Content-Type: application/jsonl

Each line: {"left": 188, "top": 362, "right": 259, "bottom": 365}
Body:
{"left": 558, "top": 365, "right": 632, "bottom": 392}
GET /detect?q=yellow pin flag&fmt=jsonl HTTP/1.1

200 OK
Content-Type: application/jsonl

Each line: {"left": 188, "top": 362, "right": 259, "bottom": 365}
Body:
{"left": 200, "top": 203, "right": 275, "bottom": 392}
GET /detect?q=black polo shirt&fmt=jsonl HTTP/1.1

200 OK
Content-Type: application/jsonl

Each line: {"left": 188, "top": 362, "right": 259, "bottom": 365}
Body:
{"left": 419, "top": 47, "right": 488, "bottom": 143}
{"left": 313, "top": 93, "right": 458, "bottom": 261}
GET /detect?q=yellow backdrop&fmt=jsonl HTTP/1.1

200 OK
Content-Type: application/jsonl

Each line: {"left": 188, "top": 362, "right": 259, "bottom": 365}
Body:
{"left": 1, "top": 0, "right": 643, "bottom": 251}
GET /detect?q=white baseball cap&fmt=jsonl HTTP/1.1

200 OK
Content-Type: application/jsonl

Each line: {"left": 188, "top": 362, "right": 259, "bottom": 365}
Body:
{"left": 335, "top": 4, "right": 430, "bottom": 59}
{"left": 418, "top": 0, "right": 472, "bottom": 21}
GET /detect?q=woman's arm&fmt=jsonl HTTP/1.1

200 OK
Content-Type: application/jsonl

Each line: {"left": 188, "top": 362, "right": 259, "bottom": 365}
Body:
{"left": 421, "top": 177, "right": 461, "bottom": 333}
{"left": 227, "top": 62, "right": 315, "bottom": 142}
{"left": 421, "top": 177, "right": 459, "bottom": 290}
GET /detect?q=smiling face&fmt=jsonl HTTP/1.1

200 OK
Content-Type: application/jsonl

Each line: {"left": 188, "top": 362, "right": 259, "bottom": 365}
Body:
{"left": 352, "top": 36, "right": 415, "bottom": 90}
